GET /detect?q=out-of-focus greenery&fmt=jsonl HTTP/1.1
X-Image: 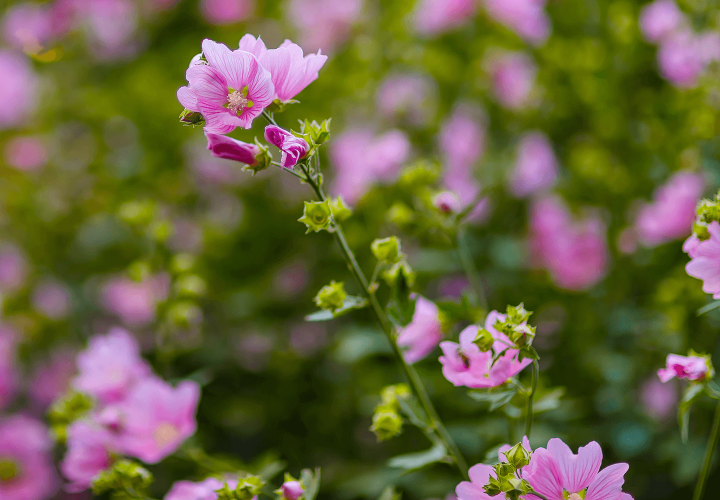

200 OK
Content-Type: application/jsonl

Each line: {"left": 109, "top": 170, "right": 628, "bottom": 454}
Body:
{"left": 2, "top": 0, "right": 720, "bottom": 499}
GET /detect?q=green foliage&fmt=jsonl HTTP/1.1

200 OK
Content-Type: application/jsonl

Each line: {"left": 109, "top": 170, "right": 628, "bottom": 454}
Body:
{"left": 92, "top": 460, "right": 153, "bottom": 500}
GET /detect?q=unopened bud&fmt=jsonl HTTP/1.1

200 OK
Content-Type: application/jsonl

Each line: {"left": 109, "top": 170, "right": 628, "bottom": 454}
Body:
{"left": 473, "top": 328, "right": 495, "bottom": 352}
{"left": 371, "top": 408, "right": 403, "bottom": 441}
{"left": 313, "top": 281, "right": 346, "bottom": 312}
{"left": 329, "top": 196, "right": 352, "bottom": 222}
{"left": 298, "top": 200, "right": 332, "bottom": 233}
{"left": 380, "top": 384, "right": 411, "bottom": 410}
{"left": 179, "top": 109, "right": 205, "bottom": 127}
{"left": 503, "top": 442, "right": 531, "bottom": 469}
{"left": 433, "top": 191, "right": 462, "bottom": 214}
{"left": 371, "top": 236, "right": 402, "bottom": 263}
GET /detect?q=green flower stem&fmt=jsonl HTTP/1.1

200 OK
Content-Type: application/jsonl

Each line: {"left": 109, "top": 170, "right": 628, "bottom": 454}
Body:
{"left": 298, "top": 162, "right": 469, "bottom": 479}
{"left": 262, "top": 110, "right": 278, "bottom": 126}
{"left": 456, "top": 227, "right": 488, "bottom": 311}
{"left": 693, "top": 395, "right": 720, "bottom": 500}
{"left": 528, "top": 490, "right": 549, "bottom": 500}
{"left": 525, "top": 360, "right": 539, "bottom": 438}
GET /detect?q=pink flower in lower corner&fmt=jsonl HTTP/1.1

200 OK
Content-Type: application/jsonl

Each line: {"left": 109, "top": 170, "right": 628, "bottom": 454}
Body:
{"left": 61, "top": 421, "right": 115, "bottom": 492}
{"left": 165, "top": 477, "right": 237, "bottom": 500}
{"left": 524, "top": 439, "right": 633, "bottom": 500}
{"left": 116, "top": 378, "right": 200, "bottom": 463}
{"left": 455, "top": 463, "right": 498, "bottom": 500}
{"left": 685, "top": 221, "right": 720, "bottom": 297}
{"left": 264, "top": 125, "right": 310, "bottom": 168}
{"left": 177, "top": 39, "right": 274, "bottom": 134}
{"left": 205, "top": 131, "right": 260, "bottom": 166}
{"left": 280, "top": 481, "right": 304, "bottom": 500}
{"left": 657, "top": 353, "right": 713, "bottom": 383}
{"left": 397, "top": 297, "right": 443, "bottom": 364}
{"left": 0, "top": 416, "right": 58, "bottom": 500}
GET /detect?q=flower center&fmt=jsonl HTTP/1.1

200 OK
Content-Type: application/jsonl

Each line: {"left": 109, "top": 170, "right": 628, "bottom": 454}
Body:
{"left": 153, "top": 422, "right": 180, "bottom": 449}
{"left": 227, "top": 90, "right": 251, "bottom": 115}
{"left": 567, "top": 493, "right": 583, "bottom": 500}
{"left": 0, "top": 458, "right": 19, "bottom": 482}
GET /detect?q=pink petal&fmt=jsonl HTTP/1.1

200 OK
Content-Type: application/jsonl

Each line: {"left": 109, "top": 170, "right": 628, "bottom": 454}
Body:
{"left": 525, "top": 447, "right": 564, "bottom": 500}
{"left": 548, "top": 439, "right": 602, "bottom": 493}
{"left": 177, "top": 87, "right": 198, "bottom": 111}
{"left": 585, "top": 463, "right": 629, "bottom": 500}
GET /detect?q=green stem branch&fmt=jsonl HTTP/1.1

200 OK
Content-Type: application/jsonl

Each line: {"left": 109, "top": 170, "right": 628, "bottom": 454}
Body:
{"left": 693, "top": 396, "right": 720, "bottom": 500}
{"left": 525, "top": 360, "right": 539, "bottom": 438}
{"left": 456, "top": 228, "right": 488, "bottom": 311}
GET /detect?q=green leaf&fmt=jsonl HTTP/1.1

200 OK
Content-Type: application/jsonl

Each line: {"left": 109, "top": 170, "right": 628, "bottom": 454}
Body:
{"left": 679, "top": 383, "right": 705, "bottom": 443}
{"left": 305, "top": 296, "right": 369, "bottom": 321}
{"left": 377, "top": 486, "right": 402, "bottom": 500}
{"left": 467, "top": 387, "right": 518, "bottom": 412}
{"left": 697, "top": 300, "right": 720, "bottom": 316}
{"left": 300, "top": 468, "right": 321, "bottom": 500}
{"left": 387, "top": 440, "right": 448, "bottom": 471}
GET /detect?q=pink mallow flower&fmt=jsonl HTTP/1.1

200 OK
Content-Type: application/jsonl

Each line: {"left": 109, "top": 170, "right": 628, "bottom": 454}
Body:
{"left": 439, "top": 312, "right": 531, "bottom": 389}
{"left": 264, "top": 125, "right": 310, "bottom": 168}
{"left": 3, "top": 135, "right": 48, "bottom": 172}
{"left": 657, "top": 31, "right": 704, "bottom": 88}
{"left": 72, "top": 327, "right": 152, "bottom": 404}
{"left": 0, "top": 50, "right": 39, "bottom": 129}
{"left": 2, "top": 3, "right": 55, "bottom": 53}
{"left": 685, "top": 221, "right": 720, "bottom": 297}
{"left": 280, "top": 481, "right": 304, "bottom": 500}
{"left": 524, "top": 439, "right": 632, "bottom": 500}
{"left": 457, "top": 437, "right": 532, "bottom": 500}
{"left": 509, "top": 131, "right": 558, "bottom": 198}
{"left": 32, "top": 279, "right": 72, "bottom": 319}
{"left": 634, "top": 171, "right": 704, "bottom": 247}
{"left": 411, "top": 0, "right": 477, "bottom": 37}
{"left": 287, "top": 0, "right": 363, "bottom": 53}
{"left": 639, "top": 0, "right": 686, "bottom": 43}
{"left": 61, "top": 420, "right": 115, "bottom": 492}
{"left": 486, "top": 50, "right": 537, "bottom": 110}
{"left": 0, "top": 326, "right": 17, "bottom": 410}
{"left": 200, "top": 0, "right": 254, "bottom": 25}
{"left": 165, "top": 478, "right": 238, "bottom": 500}
{"left": 205, "top": 131, "right": 260, "bottom": 166}
{"left": 29, "top": 351, "right": 76, "bottom": 408}
{"left": 0, "top": 416, "right": 57, "bottom": 500}
{"left": 100, "top": 274, "right": 169, "bottom": 326}
{"left": 657, "top": 353, "right": 712, "bottom": 383}
{"left": 177, "top": 39, "right": 274, "bottom": 134}
{"left": 397, "top": 297, "right": 443, "bottom": 364}
{"left": 483, "top": 0, "right": 551, "bottom": 46}
{"left": 376, "top": 72, "right": 437, "bottom": 126}
{"left": 116, "top": 378, "right": 200, "bottom": 463}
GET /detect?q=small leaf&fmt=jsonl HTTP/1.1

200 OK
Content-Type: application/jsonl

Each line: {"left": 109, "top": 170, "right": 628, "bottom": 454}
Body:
{"left": 300, "top": 468, "right": 321, "bottom": 500}
{"left": 678, "top": 383, "right": 705, "bottom": 443}
{"left": 305, "top": 296, "right": 368, "bottom": 321}
{"left": 388, "top": 440, "right": 448, "bottom": 471}
{"left": 467, "top": 387, "right": 518, "bottom": 412}
{"left": 697, "top": 300, "right": 720, "bottom": 316}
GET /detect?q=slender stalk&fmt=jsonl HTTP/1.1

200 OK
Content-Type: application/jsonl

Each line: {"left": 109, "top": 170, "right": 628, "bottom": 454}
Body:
{"left": 456, "top": 227, "right": 488, "bottom": 311}
{"left": 298, "top": 162, "right": 469, "bottom": 478}
{"left": 525, "top": 361, "right": 539, "bottom": 438}
{"left": 693, "top": 396, "right": 720, "bottom": 500}
{"left": 262, "top": 110, "right": 278, "bottom": 126}
{"left": 527, "top": 490, "right": 549, "bottom": 500}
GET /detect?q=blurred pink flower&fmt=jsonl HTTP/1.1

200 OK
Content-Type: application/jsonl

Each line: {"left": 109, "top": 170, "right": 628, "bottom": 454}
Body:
{"left": 287, "top": 0, "right": 363, "bottom": 53}
{"left": 29, "top": 351, "right": 76, "bottom": 408}
{"left": 61, "top": 421, "right": 115, "bottom": 492}
{"left": 0, "top": 416, "right": 57, "bottom": 500}
{"left": 397, "top": 297, "right": 443, "bottom": 364}
{"left": 3, "top": 136, "right": 48, "bottom": 172}
{"left": 376, "top": 73, "right": 437, "bottom": 126}
{"left": 0, "top": 50, "right": 39, "bottom": 129}
{"left": 177, "top": 39, "right": 274, "bottom": 134}
{"left": 685, "top": 221, "right": 720, "bottom": 298}
{"left": 641, "top": 377, "right": 677, "bottom": 420}
{"left": 509, "top": 131, "right": 558, "bottom": 197}
{"left": 201, "top": 0, "right": 254, "bottom": 25}
{"left": 72, "top": 327, "right": 152, "bottom": 404}
{"left": 100, "top": 274, "right": 169, "bottom": 326}
{"left": 165, "top": 478, "right": 237, "bottom": 500}
{"left": 486, "top": 50, "right": 537, "bottom": 110}
{"left": 483, "top": 0, "right": 551, "bottom": 46}
{"left": 32, "top": 279, "right": 72, "bottom": 319}
{"left": 117, "top": 378, "right": 200, "bottom": 463}
{"left": 529, "top": 197, "right": 608, "bottom": 291}
{"left": 657, "top": 31, "right": 704, "bottom": 88}
{"left": 205, "top": 131, "right": 260, "bottom": 166}
{"left": 264, "top": 125, "right": 310, "bottom": 168}
{"left": 658, "top": 353, "right": 712, "bottom": 382}
{"left": 683, "top": 233, "right": 701, "bottom": 259}
{"left": 455, "top": 463, "right": 498, "bottom": 500}
{"left": 0, "top": 243, "right": 28, "bottom": 293}
{"left": 2, "top": 3, "right": 55, "bottom": 53}
{"left": 639, "top": 0, "right": 686, "bottom": 43}
{"left": 523, "top": 439, "right": 632, "bottom": 500}
{"left": 634, "top": 171, "right": 704, "bottom": 247}
{"left": 0, "top": 326, "right": 17, "bottom": 410}
{"left": 696, "top": 31, "right": 720, "bottom": 65}
{"left": 80, "top": 0, "right": 140, "bottom": 60}
{"left": 330, "top": 128, "right": 410, "bottom": 204}
{"left": 411, "top": 0, "right": 477, "bottom": 37}
{"left": 433, "top": 191, "right": 462, "bottom": 214}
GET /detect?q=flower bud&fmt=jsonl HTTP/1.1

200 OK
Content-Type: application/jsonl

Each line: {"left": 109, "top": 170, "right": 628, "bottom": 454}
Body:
{"left": 433, "top": 191, "right": 462, "bottom": 214}
{"left": 387, "top": 202, "right": 415, "bottom": 228}
{"left": 265, "top": 125, "right": 310, "bottom": 168}
{"left": 329, "top": 196, "right": 352, "bottom": 222}
{"left": 205, "top": 132, "right": 270, "bottom": 174}
{"left": 383, "top": 260, "right": 416, "bottom": 287}
{"left": 313, "top": 281, "right": 346, "bottom": 312}
{"left": 380, "top": 384, "right": 411, "bottom": 410}
{"left": 300, "top": 118, "right": 332, "bottom": 145}
{"left": 483, "top": 476, "right": 503, "bottom": 497}
{"left": 179, "top": 109, "right": 205, "bottom": 127}
{"left": 370, "top": 408, "right": 403, "bottom": 441}
{"left": 298, "top": 200, "right": 332, "bottom": 233}
{"left": 279, "top": 480, "right": 304, "bottom": 500}
{"left": 694, "top": 221, "right": 711, "bottom": 240}
{"left": 92, "top": 459, "right": 153, "bottom": 497}
{"left": 508, "top": 324, "right": 536, "bottom": 347}
{"left": 506, "top": 303, "right": 532, "bottom": 324}
{"left": 371, "top": 236, "right": 402, "bottom": 263}
{"left": 473, "top": 328, "right": 495, "bottom": 352}
{"left": 503, "top": 442, "right": 531, "bottom": 469}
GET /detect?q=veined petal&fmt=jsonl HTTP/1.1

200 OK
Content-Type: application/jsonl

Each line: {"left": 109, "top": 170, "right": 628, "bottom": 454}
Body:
{"left": 202, "top": 39, "right": 246, "bottom": 87}
{"left": 548, "top": 439, "right": 602, "bottom": 494}
{"left": 177, "top": 87, "right": 198, "bottom": 111}
{"left": 525, "top": 447, "right": 564, "bottom": 500}
{"left": 238, "top": 34, "right": 268, "bottom": 59}
{"left": 190, "top": 65, "right": 228, "bottom": 105}
{"left": 585, "top": 463, "right": 629, "bottom": 500}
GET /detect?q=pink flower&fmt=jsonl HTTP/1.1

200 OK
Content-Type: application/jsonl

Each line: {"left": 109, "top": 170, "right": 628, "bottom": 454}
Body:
{"left": 0, "top": 416, "right": 57, "bottom": 500}
{"left": 165, "top": 478, "right": 238, "bottom": 500}
{"left": 657, "top": 353, "right": 712, "bottom": 382}
{"left": 201, "top": 0, "right": 254, "bottom": 25}
{"left": 80, "top": 0, "right": 141, "bottom": 61}
{"left": 100, "top": 274, "right": 169, "bottom": 326}
{"left": 486, "top": 50, "right": 537, "bottom": 110}
{"left": 29, "top": 351, "right": 76, "bottom": 408}
{"left": 61, "top": 421, "right": 115, "bottom": 492}
{"left": 412, "top": 0, "right": 477, "bottom": 37}
{"left": 0, "top": 50, "right": 38, "bottom": 129}
{"left": 455, "top": 463, "right": 498, "bottom": 500}
{"left": 376, "top": 73, "right": 437, "bottom": 126}
{"left": 696, "top": 31, "right": 720, "bottom": 65}
{"left": 116, "top": 378, "right": 200, "bottom": 463}
{"left": 524, "top": 439, "right": 632, "bottom": 500}
{"left": 639, "top": 0, "right": 686, "bottom": 43}
{"left": 439, "top": 312, "right": 531, "bottom": 388}
{"left": 287, "top": 0, "right": 363, "bottom": 53}
{"left": 280, "top": 481, "right": 304, "bottom": 500}
{"left": 177, "top": 39, "right": 274, "bottom": 134}
{"left": 0, "top": 243, "right": 28, "bottom": 293}
{"left": 397, "top": 297, "right": 443, "bottom": 364}
{"left": 72, "top": 328, "right": 152, "bottom": 404}
{"left": 0, "top": 326, "right": 17, "bottom": 410}
{"left": 509, "top": 132, "right": 558, "bottom": 197}
{"left": 634, "top": 171, "right": 704, "bottom": 247}
{"left": 32, "top": 279, "right": 72, "bottom": 319}
{"left": 685, "top": 221, "right": 720, "bottom": 297}
{"left": 483, "top": 0, "right": 551, "bottom": 46}
{"left": 264, "top": 125, "right": 310, "bottom": 168}
{"left": 205, "top": 131, "right": 260, "bottom": 165}
{"left": 641, "top": 377, "right": 677, "bottom": 420}
{"left": 433, "top": 191, "right": 463, "bottom": 214}
{"left": 2, "top": 3, "right": 54, "bottom": 53}
{"left": 683, "top": 233, "right": 701, "bottom": 258}
{"left": 3, "top": 136, "right": 48, "bottom": 172}
{"left": 658, "top": 31, "right": 703, "bottom": 88}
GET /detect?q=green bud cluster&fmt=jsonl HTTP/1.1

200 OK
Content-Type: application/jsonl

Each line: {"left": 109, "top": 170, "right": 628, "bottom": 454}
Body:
{"left": 371, "top": 237, "right": 402, "bottom": 263}
{"left": 48, "top": 391, "right": 94, "bottom": 443}
{"left": 370, "top": 384, "right": 410, "bottom": 441}
{"left": 693, "top": 191, "right": 720, "bottom": 240}
{"left": 298, "top": 200, "right": 333, "bottom": 233}
{"left": 329, "top": 196, "right": 352, "bottom": 222}
{"left": 482, "top": 443, "right": 534, "bottom": 500}
{"left": 91, "top": 459, "right": 153, "bottom": 499}
{"left": 216, "top": 476, "right": 265, "bottom": 500}
{"left": 313, "top": 281, "right": 347, "bottom": 312}
{"left": 493, "top": 303, "right": 537, "bottom": 348}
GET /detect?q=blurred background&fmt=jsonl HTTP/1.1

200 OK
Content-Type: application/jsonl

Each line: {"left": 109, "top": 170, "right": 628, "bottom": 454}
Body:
{"left": 1, "top": 0, "right": 720, "bottom": 499}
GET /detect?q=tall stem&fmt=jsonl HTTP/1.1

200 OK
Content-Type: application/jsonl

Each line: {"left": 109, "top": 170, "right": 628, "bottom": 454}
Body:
{"left": 456, "top": 227, "right": 488, "bottom": 311}
{"left": 298, "top": 163, "right": 469, "bottom": 478}
{"left": 525, "top": 361, "right": 539, "bottom": 438}
{"left": 693, "top": 396, "right": 720, "bottom": 500}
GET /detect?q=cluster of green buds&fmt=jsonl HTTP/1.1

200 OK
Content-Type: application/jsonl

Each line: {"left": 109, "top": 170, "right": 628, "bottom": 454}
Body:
{"left": 483, "top": 443, "right": 534, "bottom": 500}
{"left": 216, "top": 476, "right": 265, "bottom": 500}
{"left": 313, "top": 281, "right": 347, "bottom": 312}
{"left": 48, "top": 391, "right": 94, "bottom": 442}
{"left": 91, "top": 459, "right": 153, "bottom": 500}
{"left": 472, "top": 304, "right": 539, "bottom": 363}
{"left": 294, "top": 119, "right": 331, "bottom": 151}
{"left": 298, "top": 200, "right": 332, "bottom": 233}
{"left": 693, "top": 190, "right": 720, "bottom": 240}
{"left": 370, "top": 384, "right": 411, "bottom": 441}
{"left": 370, "top": 237, "right": 416, "bottom": 287}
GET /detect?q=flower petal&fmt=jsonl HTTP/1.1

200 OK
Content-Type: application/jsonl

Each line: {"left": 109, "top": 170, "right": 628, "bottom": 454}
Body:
{"left": 585, "top": 463, "right": 629, "bottom": 500}
{"left": 525, "top": 447, "right": 564, "bottom": 500}
{"left": 548, "top": 439, "right": 602, "bottom": 493}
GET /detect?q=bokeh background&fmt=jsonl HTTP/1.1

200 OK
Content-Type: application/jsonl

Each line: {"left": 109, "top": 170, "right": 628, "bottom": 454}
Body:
{"left": 1, "top": 0, "right": 720, "bottom": 499}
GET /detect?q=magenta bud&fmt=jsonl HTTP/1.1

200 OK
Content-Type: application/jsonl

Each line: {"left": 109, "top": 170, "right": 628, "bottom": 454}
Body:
{"left": 264, "top": 125, "right": 310, "bottom": 169}
{"left": 280, "top": 481, "right": 304, "bottom": 500}
{"left": 205, "top": 132, "right": 260, "bottom": 165}
{"left": 433, "top": 191, "right": 462, "bottom": 214}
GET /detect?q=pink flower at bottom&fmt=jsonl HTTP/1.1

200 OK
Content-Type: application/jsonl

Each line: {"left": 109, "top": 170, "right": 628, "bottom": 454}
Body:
{"left": 61, "top": 421, "right": 115, "bottom": 492}
{"left": 165, "top": 477, "right": 238, "bottom": 500}
{"left": 396, "top": 297, "right": 443, "bottom": 363}
{"left": 524, "top": 439, "right": 633, "bottom": 500}
{"left": 657, "top": 353, "right": 712, "bottom": 382}
{"left": 455, "top": 463, "right": 498, "bottom": 500}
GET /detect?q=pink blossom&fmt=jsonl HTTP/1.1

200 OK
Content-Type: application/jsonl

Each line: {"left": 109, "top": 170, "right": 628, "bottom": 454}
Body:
{"left": 287, "top": 0, "right": 363, "bottom": 53}
{"left": 165, "top": 478, "right": 237, "bottom": 500}
{"left": 80, "top": 0, "right": 140, "bottom": 61}
{"left": 0, "top": 243, "right": 28, "bottom": 293}
{"left": 641, "top": 377, "right": 677, "bottom": 420}
{"left": 3, "top": 136, "right": 48, "bottom": 172}
{"left": 0, "top": 415, "right": 57, "bottom": 500}
{"left": 529, "top": 197, "right": 608, "bottom": 291}
{"left": 116, "top": 378, "right": 200, "bottom": 463}
{"left": 412, "top": 0, "right": 477, "bottom": 37}
{"left": 657, "top": 353, "right": 712, "bottom": 382}
{"left": 657, "top": 31, "right": 703, "bottom": 88}
{"left": 486, "top": 50, "right": 537, "bottom": 110}
{"left": 0, "top": 326, "right": 17, "bottom": 410}
{"left": 61, "top": 421, "right": 115, "bottom": 492}
{"left": 280, "top": 481, "right": 304, "bottom": 500}
{"left": 264, "top": 125, "right": 310, "bottom": 168}
{"left": 72, "top": 328, "right": 152, "bottom": 404}
{"left": 433, "top": 191, "right": 463, "bottom": 214}
{"left": 634, "top": 171, "right": 704, "bottom": 247}
{"left": 685, "top": 221, "right": 720, "bottom": 298}
{"left": 0, "top": 50, "right": 39, "bottom": 129}
{"left": 376, "top": 73, "right": 437, "bottom": 126}
{"left": 455, "top": 463, "right": 498, "bottom": 500}
{"left": 330, "top": 128, "right": 410, "bottom": 204}
{"left": 201, "top": 0, "right": 254, "bottom": 25}
{"left": 32, "top": 279, "right": 72, "bottom": 319}
{"left": 483, "top": 0, "right": 551, "bottom": 46}
{"left": 524, "top": 439, "right": 632, "bottom": 500}
{"left": 177, "top": 39, "right": 274, "bottom": 134}
{"left": 29, "top": 351, "right": 76, "bottom": 408}
{"left": 639, "top": 0, "right": 686, "bottom": 43}
{"left": 397, "top": 297, "right": 443, "bottom": 364}
{"left": 2, "top": 3, "right": 54, "bottom": 53}
{"left": 509, "top": 131, "right": 558, "bottom": 197}
{"left": 683, "top": 233, "right": 701, "bottom": 258}
{"left": 696, "top": 31, "right": 720, "bottom": 65}
{"left": 100, "top": 274, "right": 169, "bottom": 326}
{"left": 205, "top": 131, "right": 260, "bottom": 166}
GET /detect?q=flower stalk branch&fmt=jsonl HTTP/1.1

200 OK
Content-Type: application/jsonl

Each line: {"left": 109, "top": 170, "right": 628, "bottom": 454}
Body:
{"left": 456, "top": 227, "right": 488, "bottom": 311}
{"left": 693, "top": 395, "right": 720, "bottom": 500}
{"left": 525, "top": 360, "right": 539, "bottom": 438}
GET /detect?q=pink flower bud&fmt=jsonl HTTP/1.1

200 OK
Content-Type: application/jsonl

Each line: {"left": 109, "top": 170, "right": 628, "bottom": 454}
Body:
{"left": 281, "top": 481, "right": 304, "bottom": 500}
{"left": 264, "top": 125, "right": 310, "bottom": 168}
{"left": 658, "top": 353, "right": 712, "bottom": 382}
{"left": 205, "top": 131, "right": 260, "bottom": 165}
{"left": 433, "top": 191, "right": 462, "bottom": 214}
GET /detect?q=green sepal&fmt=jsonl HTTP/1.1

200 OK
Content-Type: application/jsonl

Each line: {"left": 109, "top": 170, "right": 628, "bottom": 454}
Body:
{"left": 313, "top": 281, "right": 347, "bottom": 312}
{"left": 298, "top": 200, "right": 332, "bottom": 233}
{"left": 329, "top": 196, "right": 352, "bottom": 222}
{"left": 243, "top": 139, "right": 272, "bottom": 175}
{"left": 304, "top": 295, "right": 368, "bottom": 321}
{"left": 179, "top": 108, "right": 205, "bottom": 127}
